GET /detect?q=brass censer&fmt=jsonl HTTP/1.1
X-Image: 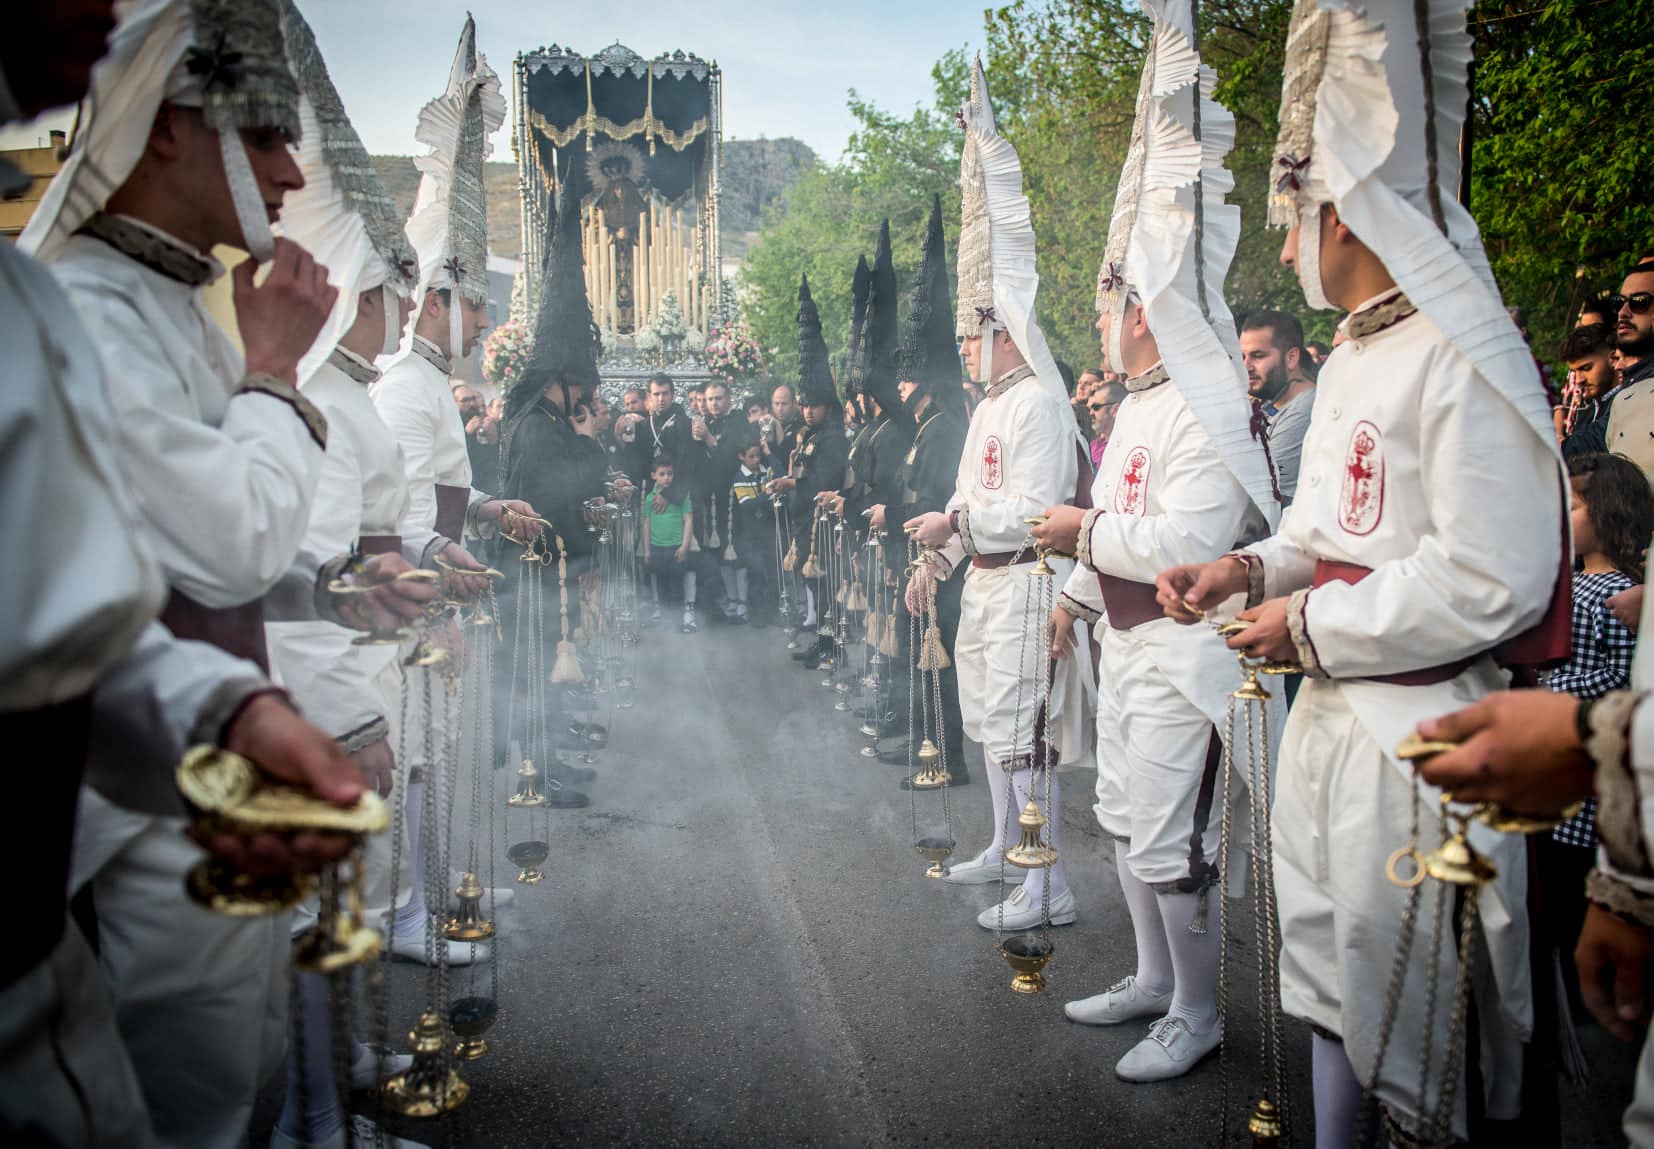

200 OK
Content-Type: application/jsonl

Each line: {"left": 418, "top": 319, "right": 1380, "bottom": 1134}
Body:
{"left": 176, "top": 746, "right": 388, "bottom": 916}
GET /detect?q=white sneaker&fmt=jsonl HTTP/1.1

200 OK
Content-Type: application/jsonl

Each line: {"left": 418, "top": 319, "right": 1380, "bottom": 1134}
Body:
{"left": 388, "top": 931, "right": 490, "bottom": 967}
{"left": 940, "top": 850, "right": 1006, "bottom": 886}
{"left": 270, "top": 1115, "right": 431, "bottom": 1149}
{"left": 1064, "top": 976, "right": 1174, "bottom": 1026}
{"left": 1115, "top": 1015, "right": 1222, "bottom": 1083}
{"left": 349, "top": 1045, "right": 413, "bottom": 1091}
{"left": 975, "top": 885, "right": 1078, "bottom": 930}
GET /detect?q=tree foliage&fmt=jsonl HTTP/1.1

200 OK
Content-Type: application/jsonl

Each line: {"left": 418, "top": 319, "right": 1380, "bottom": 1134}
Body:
{"left": 741, "top": 55, "right": 968, "bottom": 382}
{"left": 1469, "top": 0, "right": 1654, "bottom": 358}
{"left": 743, "top": 0, "right": 1648, "bottom": 376}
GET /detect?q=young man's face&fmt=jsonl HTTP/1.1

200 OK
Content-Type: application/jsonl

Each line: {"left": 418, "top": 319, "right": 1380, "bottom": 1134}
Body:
{"left": 688, "top": 390, "right": 706, "bottom": 416}
{"left": 1570, "top": 351, "right": 1618, "bottom": 401}
{"left": 771, "top": 387, "right": 798, "bottom": 424}
{"left": 158, "top": 107, "right": 304, "bottom": 251}
{"left": 705, "top": 386, "right": 732, "bottom": 417}
{"left": 802, "top": 402, "right": 829, "bottom": 428}
{"left": 648, "top": 382, "right": 674, "bottom": 415}
{"left": 623, "top": 390, "right": 646, "bottom": 414}
{"left": 1089, "top": 393, "right": 1121, "bottom": 440}
{"left": 1239, "top": 328, "right": 1295, "bottom": 403}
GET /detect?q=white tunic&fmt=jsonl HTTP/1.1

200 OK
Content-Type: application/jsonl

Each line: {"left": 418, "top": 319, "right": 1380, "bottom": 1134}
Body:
{"left": 1059, "top": 367, "right": 1280, "bottom": 885}
{"left": 936, "top": 366, "right": 1086, "bottom": 765}
{"left": 50, "top": 218, "right": 324, "bottom": 608}
{"left": 1242, "top": 292, "right": 1562, "bottom": 1132}
{"left": 371, "top": 336, "right": 488, "bottom": 541}
{"left": 0, "top": 234, "right": 260, "bottom": 755}
{"left": 267, "top": 349, "right": 437, "bottom": 745}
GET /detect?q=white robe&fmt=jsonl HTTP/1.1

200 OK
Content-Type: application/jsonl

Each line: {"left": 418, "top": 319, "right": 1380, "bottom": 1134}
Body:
{"left": 51, "top": 219, "right": 322, "bottom": 610}
{"left": 936, "top": 365, "right": 1086, "bottom": 765}
{"left": 371, "top": 335, "right": 491, "bottom": 542}
{"left": 267, "top": 349, "right": 436, "bottom": 747}
{"left": 48, "top": 218, "right": 320, "bottom": 1148}
{"left": 1060, "top": 369, "right": 1281, "bottom": 886}
{"left": 1242, "top": 296, "right": 1561, "bottom": 1133}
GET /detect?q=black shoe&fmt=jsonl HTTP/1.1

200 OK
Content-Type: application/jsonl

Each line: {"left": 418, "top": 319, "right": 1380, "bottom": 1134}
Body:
{"left": 795, "top": 647, "right": 822, "bottom": 670}
{"left": 547, "top": 788, "right": 591, "bottom": 809}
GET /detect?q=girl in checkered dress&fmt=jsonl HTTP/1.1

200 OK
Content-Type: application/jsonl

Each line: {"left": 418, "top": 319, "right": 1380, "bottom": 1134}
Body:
{"left": 1541, "top": 452, "right": 1654, "bottom": 1000}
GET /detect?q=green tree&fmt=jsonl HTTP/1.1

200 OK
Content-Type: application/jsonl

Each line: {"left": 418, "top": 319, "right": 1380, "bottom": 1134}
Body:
{"left": 742, "top": 54, "right": 968, "bottom": 381}
{"left": 1469, "top": 0, "right": 1654, "bottom": 359}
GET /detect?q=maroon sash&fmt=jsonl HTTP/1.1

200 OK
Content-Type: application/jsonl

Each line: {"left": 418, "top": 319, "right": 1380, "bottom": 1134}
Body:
{"left": 435, "top": 484, "right": 469, "bottom": 541}
{"left": 1313, "top": 554, "right": 1570, "bottom": 684}
{"left": 1098, "top": 574, "right": 1162, "bottom": 631}
{"left": 972, "top": 552, "right": 1038, "bottom": 571}
{"left": 358, "top": 534, "right": 402, "bottom": 556}
{"left": 160, "top": 591, "right": 268, "bottom": 672}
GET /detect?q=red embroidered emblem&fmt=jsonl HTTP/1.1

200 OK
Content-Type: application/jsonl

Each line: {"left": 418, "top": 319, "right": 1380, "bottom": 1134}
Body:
{"left": 1339, "top": 420, "right": 1384, "bottom": 535}
{"left": 1115, "top": 446, "right": 1151, "bottom": 515}
{"left": 981, "top": 435, "right": 1004, "bottom": 490}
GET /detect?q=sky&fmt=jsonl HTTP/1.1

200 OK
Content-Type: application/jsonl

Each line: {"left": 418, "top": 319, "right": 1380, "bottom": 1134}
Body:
{"left": 1, "top": 0, "right": 981, "bottom": 162}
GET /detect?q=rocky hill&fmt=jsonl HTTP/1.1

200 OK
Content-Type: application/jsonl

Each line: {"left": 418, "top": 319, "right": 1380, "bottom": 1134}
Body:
{"left": 369, "top": 136, "right": 814, "bottom": 268}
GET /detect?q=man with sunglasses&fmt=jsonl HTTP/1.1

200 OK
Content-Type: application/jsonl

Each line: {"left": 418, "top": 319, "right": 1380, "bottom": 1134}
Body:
{"left": 1605, "top": 263, "right": 1654, "bottom": 482}
{"left": 1086, "top": 379, "right": 1126, "bottom": 469}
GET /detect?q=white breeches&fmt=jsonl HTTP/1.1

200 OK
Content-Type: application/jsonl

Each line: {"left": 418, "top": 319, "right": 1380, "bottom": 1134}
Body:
{"left": 1273, "top": 681, "right": 1522, "bottom": 1138}
{"left": 1093, "top": 623, "right": 1223, "bottom": 888}
{"left": 954, "top": 561, "right": 1075, "bottom": 765}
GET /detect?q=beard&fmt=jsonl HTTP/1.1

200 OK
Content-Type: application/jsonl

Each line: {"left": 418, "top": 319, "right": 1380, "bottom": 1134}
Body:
{"left": 1619, "top": 327, "right": 1654, "bottom": 358}
{"left": 1249, "top": 360, "right": 1291, "bottom": 404}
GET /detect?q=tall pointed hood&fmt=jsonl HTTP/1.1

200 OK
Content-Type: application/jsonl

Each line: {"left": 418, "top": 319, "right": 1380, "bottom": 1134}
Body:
{"left": 1101, "top": 0, "right": 1280, "bottom": 526}
{"left": 899, "top": 194, "right": 963, "bottom": 412}
{"left": 22, "top": 0, "right": 302, "bottom": 265}
{"left": 850, "top": 219, "right": 900, "bottom": 414}
{"left": 509, "top": 185, "right": 601, "bottom": 418}
{"left": 403, "top": 13, "right": 504, "bottom": 356}
{"left": 841, "top": 254, "right": 872, "bottom": 403}
{"left": 274, "top": 0, "right": 417, "bottom": 381}
{"left": 1268, "top": 0, "right": 1551, "bottom": 451}
{"left": 952, "top": 53, "right": 1063, "bottom": 398}
{"left": 796, "top": 273, "right": 838, "bottom": 409}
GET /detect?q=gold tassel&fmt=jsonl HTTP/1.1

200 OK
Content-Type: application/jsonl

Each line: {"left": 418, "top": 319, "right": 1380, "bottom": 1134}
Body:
{"left": 877, "top": 615, "right": 900, "bottom": 658}
{"left": 799, "top": 508, "right": 823, "bottom": 579}
{"left": 782, "top": 542, "right": 798, "bottom": 572}
{"left": 708, "top": 526, "right": 721, "bottom": 550}
{"left": 722, "top": 489, "right": 738, "bottom": 563}
{"left": 917, "top": 622, "right": 951, "bottom": 670}
{"left": 845, "top": 582, "right": 868, "bottom": 612}
{"left": 549, "top": 536, "right": 584, "bottom": 684}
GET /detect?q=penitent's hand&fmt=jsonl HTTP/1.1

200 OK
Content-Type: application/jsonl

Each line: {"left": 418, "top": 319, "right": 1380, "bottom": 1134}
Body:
{"left": 236, "top": 238, "right": 338, "bottom": 385}
{"left": 205, "top": 694, "right": 362, "bottom": 876}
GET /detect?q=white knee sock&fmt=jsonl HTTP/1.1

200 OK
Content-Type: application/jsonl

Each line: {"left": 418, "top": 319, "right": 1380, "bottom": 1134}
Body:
{"left": 684, "top": 570, "right": 697, "bottom": 607}
{"left": 802, "top": 586, "right": 817, "bottom": 627}
{"left": 1157, "top": 889, "right": 1220, "bottom": 1032}
{"left": 981, "top": 749, "right": 1009, "bottom": 864}
{"left": 1115, "top": 842, "right": 1173, "bottom": 994}
{"left": 719, "top": 565, "right": 738, "bottom": 604}
{"left": 1312, "top": 1032, "right": 1367, "bottom": 1149}
{"left": 735, "top": 568, "right": 749, "bottom": 610}
{"left": 276, "top": 972, "right": 344, "bottom": 1142}
{"left": 1009, "top": 766, "right": 1068, "bottom": 901}
{"left": 392, "top": 776, "right": 427, "bottom": 938}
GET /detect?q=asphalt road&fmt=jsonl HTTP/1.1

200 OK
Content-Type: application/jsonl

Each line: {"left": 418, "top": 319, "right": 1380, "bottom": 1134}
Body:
{"left": 274, "top": 619, "right": 1637, "bottom": 1148}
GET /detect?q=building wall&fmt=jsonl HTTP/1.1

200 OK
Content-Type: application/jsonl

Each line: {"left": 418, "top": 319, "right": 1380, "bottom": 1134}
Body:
{"left": 0, "top": 133, "right": 67, "bottom": 239}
